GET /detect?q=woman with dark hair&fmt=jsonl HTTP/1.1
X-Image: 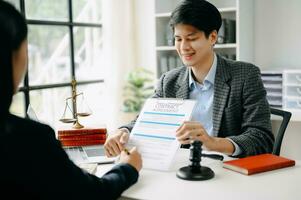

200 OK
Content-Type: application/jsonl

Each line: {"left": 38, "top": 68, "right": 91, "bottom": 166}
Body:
{"left": 0, "top": 1, "right": 142, "bottom": 199}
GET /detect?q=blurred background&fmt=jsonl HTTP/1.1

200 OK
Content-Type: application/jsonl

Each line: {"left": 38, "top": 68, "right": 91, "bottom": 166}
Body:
{"left": 6, "top": 0, "right": 301, "bottom": 159}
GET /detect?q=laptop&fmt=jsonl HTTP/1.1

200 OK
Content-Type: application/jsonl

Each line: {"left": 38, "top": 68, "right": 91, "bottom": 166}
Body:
{"left": 64, "top": 145, "right": 115, "bottom": 164}
{"left": 27, "top": 105, "right": 115, "bottom": 164}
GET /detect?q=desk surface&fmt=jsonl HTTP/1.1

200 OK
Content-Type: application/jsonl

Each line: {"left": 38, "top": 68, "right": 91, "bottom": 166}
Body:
{"left": 96, "top": 149, "right": 301, "bottom": 200}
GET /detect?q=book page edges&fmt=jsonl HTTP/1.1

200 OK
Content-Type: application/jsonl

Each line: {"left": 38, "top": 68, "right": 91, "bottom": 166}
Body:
{"left": 223, "top": 163, "right": 248, "bottom": 175}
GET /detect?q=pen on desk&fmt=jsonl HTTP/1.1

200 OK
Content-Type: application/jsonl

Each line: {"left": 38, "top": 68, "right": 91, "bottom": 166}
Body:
{"left": 124, "top": 148, "right": 130, "bottom": 155}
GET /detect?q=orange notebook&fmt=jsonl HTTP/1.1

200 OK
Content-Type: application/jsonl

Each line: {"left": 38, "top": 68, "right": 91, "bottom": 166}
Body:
{"left": 223, "top": 154, "right": 295, "bottom": 175}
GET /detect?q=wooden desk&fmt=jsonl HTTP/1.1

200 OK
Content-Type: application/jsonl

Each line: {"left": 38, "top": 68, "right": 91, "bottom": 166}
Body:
{"left": 96, "top": 149, "right": 301, "bottom": 200}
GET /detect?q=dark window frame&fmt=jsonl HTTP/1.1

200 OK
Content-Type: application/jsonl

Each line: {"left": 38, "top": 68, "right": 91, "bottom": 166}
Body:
{"left": 16, "top": 0, "right": 104, "bottom": 117}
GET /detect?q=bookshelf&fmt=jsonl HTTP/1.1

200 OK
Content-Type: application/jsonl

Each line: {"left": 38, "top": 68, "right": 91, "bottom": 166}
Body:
{"left": 154, "top": 0, "right": 254, "bottom": 78}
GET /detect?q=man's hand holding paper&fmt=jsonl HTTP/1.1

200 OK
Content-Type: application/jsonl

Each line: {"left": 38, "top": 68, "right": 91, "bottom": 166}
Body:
{"left": 176, "top": 121, "right": 235, "bottom": 155}
{"left": 104, "top": 129, "right": 129, "bottom": 157}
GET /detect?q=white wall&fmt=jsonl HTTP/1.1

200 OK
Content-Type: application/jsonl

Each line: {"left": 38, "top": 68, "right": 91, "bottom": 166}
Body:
{"left": 133, "top": 0, "right": 156, "bottom": 72}
{"left": 102, "top": 0, "right": 137, "bottom": 130}
{"left": 253, "top": 0, "right": 301, "bottom": 160}
{"left": 254, "top": 0, "right": 301, "bottom": 70}
{"left": 278, "top": 122, "right": 301, "bottom": 160}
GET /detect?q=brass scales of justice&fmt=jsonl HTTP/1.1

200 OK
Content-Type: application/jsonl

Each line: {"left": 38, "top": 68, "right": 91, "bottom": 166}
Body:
{"left": 59, "top": 77, "right": 92, "bottom": 129}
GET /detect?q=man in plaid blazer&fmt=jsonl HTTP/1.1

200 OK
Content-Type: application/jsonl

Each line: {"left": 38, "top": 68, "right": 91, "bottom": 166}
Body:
{"left": 104, "top": 0, "right": 274, "bottom": 157}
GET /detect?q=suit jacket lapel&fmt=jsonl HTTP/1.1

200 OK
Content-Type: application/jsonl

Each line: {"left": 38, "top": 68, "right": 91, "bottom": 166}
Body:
{"left": 213, "top": 55, "right": 231, "bottom": 135}
{"left": 175, "top": 68, "right": 190, "bottom": 99}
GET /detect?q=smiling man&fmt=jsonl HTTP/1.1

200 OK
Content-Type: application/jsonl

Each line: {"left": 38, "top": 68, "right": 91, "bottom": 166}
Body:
{"left": 105, "top": 0, "right": 274, "bottom": 158}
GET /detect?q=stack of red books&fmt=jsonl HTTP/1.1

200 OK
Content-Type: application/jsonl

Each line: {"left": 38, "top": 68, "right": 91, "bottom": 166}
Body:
{"left": 57, "top": 127, "right": 107, "bottom": 147}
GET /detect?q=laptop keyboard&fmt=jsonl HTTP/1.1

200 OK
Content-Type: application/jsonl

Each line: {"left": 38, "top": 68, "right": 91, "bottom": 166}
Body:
{"left": 84, "top": 148, "right": 105, "bottom": 157}
{"left": 64, "top": 145, "right": 112, "bottom": 164}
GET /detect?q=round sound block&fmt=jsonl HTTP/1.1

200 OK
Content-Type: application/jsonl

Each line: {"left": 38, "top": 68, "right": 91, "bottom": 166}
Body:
{"left": 176, "top": 166, "right": 215, "bottom": 181}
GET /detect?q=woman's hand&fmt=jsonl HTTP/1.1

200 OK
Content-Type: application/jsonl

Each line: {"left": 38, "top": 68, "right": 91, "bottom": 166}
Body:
{"left": 119, "top": 147, "right": 142, "bottom": 172}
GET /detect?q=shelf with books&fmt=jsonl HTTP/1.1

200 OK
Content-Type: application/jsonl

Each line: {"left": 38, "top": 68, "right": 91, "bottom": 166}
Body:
{"left": 156, "top": 50, "right": 183, "bottom": 78}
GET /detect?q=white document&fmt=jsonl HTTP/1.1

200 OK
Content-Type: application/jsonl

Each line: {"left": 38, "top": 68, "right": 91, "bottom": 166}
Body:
{"left": 127, "top": 98, "right": 196, "bottom": 171}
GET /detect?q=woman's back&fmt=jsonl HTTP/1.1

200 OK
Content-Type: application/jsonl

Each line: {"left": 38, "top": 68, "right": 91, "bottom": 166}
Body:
{"left": 0, "top": 114, "right": 138, "bottom": 199}
{"left": 0, "top": 2, "right": 141, "bottom": 198}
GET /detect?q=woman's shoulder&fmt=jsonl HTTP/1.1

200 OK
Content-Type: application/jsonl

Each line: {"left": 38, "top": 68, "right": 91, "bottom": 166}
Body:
{"left": 1, "top": 115, "right": 57, "bottom": 152}
{"left": 7, "top": 114, "right": 54, "bottom": 136}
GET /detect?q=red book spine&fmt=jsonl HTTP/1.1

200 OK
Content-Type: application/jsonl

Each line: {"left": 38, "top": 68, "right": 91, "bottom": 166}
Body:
{"left": 58, "top": 134, "right": 107, "bottom": 141}
{"left": 58, "top": 128, "right": 107, "bottom": 136}
{"left": 60, "top": 139, "right": 106, "bottom": 147}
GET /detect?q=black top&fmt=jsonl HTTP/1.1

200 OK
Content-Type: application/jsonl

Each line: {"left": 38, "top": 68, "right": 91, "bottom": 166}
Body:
{"left": 0, "top": 114, "right": 138, "bottom": 200}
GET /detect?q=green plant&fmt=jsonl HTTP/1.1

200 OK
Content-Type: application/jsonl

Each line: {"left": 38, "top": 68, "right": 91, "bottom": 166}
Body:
{"left": 122, "top": 67, "right": 154, "bottom": 113}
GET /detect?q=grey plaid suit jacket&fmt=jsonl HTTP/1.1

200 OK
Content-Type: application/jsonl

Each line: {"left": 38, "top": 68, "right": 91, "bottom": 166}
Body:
{"left": 121, "top": 55, "right": 274, "bottom": 157}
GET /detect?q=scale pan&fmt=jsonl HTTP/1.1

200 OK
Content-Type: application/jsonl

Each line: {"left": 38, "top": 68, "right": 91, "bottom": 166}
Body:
{"left": 77, "top": 112, "right": 91, "bottom": 117}
{"left": 60, "top": 118, "right": 77, "bottom": 123}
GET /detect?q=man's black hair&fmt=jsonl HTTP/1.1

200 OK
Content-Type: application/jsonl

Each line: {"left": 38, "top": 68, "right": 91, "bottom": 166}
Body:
{"left": 169, "top": 0, "right": 222, "bottom": 38}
